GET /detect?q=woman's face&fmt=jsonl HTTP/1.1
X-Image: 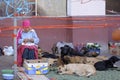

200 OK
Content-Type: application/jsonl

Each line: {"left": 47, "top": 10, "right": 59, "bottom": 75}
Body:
{"left": 23, "top": 27, "right": 31, "bottom": 32}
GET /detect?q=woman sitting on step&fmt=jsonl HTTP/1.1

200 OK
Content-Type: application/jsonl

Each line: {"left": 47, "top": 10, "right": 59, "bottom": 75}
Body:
{"left": 17, "top": 19, "right": 40, "bottom": 66}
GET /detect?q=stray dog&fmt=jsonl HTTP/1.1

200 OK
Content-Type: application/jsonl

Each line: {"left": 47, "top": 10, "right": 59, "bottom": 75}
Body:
{"left": 57, "top": 63, "right": 96, "bottom": 77}
{"left": 59, "top": 55, "right": 107, "bottom": 65}
{"left": 60, "top": 45, "right": 80, "bottom": 59}
{"left": 60, "top": 45, "right": 75, "bottom": 57}
{"left": 41, "top": 52, "right": 59, "bottom": 59}
{"left": 62, "top": 56, "right": 87, "bottom": 64}
{"left": 94, "top": 56, "right": 120, "bottom": 71}
{"left": 41, "top": 58, "right": 58, "bottom": 67}
{"left": 86, "top": 56, "right": 108, "bottom": 65}
{"left": 51, "top": 42, "right": 74, "bottom": 56}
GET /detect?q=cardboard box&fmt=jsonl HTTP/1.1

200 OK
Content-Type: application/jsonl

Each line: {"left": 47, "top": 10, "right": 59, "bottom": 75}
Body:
{"left": 23, "top": 59, "right": 49, "bottom": 75}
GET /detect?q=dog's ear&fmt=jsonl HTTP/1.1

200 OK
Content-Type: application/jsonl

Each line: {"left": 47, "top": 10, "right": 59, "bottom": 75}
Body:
{"left": 109, "top": 56, "right": 120, "bottom": 63}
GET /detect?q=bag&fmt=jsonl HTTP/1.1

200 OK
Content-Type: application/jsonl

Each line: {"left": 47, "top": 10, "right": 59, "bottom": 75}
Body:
{"left": 0, "top": 47, "right": 3, "bottom": 56}
{"left": 3, "top": 46, "right": 14, "bottom": 56}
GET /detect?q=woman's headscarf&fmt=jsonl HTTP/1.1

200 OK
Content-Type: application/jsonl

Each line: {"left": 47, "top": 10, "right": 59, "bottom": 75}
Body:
{"left": 22, "top": 19, "right": 30, "bottom": 28}
{"left": 17, "top": 20, "right": 31, "bottom": 44}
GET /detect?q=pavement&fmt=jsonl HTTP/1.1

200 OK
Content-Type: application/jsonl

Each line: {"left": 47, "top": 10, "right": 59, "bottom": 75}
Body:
{"left": 0, "top": 55, "right": 14, "bottom": 80}
{"left": 0, "top": 53, "right": 120, "bottom": 80}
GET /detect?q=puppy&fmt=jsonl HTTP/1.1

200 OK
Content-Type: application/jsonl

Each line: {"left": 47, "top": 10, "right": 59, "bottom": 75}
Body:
{"left": 57, "top": 63, "right": 96, "bottom": 77}
{"left": 94, "top": 56, "right": 120, "bottom": 71}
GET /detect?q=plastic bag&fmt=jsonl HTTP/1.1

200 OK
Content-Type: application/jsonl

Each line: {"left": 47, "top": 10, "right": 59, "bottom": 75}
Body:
{"left": 3, "top": 46, "right": 14, "bottom": 56}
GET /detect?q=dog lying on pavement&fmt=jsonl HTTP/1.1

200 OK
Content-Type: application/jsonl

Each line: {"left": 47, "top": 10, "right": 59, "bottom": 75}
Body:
{"left": 86, "top": 56, "right": 108, "bottom": 65}
{"left": 94, "top": 56, "right": 120, "bottom": 71}
{"left": 62, "top": 56, "right": 87, "bottom": 64}
{"left": 59, "top": 55, "right": 108, "bottom": 66}
{"left": 57, "top": 63, "right": 96, "bottom": 77}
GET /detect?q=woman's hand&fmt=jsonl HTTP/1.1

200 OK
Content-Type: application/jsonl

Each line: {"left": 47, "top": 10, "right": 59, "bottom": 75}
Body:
{"left": 23, "top": 39, "right": 29, "bottom": 43}
{"left": 29, "top": 38, "right": 34, "bottom": 43}
{"left": 23, "top": 38, "right": 34, "bottom": 43}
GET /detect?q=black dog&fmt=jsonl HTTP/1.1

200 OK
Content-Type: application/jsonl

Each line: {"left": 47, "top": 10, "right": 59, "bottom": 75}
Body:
{"left": 60, "top": 45, "right": 83, "bottom": 64}
{"left": 94, "top": 56, "right": 120, "bottom": 71}
{"left": 60, "top": 45, "right": 78, "bottom": 58}
{"left": 41, "top": 52, "right": 59, "bottom": 59}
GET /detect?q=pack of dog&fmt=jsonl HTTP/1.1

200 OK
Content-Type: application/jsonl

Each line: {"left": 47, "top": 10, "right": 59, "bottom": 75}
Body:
{"left": 60, "top": 44, "right": 99, "bottom": 59}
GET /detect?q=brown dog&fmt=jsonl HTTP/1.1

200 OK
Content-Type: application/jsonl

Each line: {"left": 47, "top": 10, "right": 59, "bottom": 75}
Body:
{"left": 41, "top": 58, "right": 58, "bottom": 67}
{"left": 57, "top": 55, "right": 108, "bottom": 66}
{"left": 63, "top": 56, "right": 87, "bottom": 64}
{"left": 86, "top": 56, "right": 108, "bottom": 65}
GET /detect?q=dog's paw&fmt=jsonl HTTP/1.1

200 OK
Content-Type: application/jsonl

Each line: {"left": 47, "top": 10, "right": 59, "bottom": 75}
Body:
{"left": 113, "top": 64, "right": 118, "bottom": 67}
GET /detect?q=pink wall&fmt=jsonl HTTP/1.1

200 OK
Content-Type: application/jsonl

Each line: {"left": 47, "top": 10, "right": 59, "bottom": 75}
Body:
{"left": 72, "top": 28, "right": 109, "bottom": 53}
{"left": 36, "top": 29, "right": 70, "bottom": 51}
{"left": 0, "top": 16, "right": 120, "bottom": 53}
